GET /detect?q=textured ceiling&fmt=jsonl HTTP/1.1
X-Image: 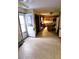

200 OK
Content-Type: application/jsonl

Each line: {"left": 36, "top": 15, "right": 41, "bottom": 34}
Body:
{"left": 18, "top": 0, "right": 61, "bottom": 15}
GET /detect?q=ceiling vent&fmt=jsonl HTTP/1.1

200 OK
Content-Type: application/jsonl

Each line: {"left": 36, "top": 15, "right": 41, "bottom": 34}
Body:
{"left": 18, "top": 0, "right": 32, "bottom": 8}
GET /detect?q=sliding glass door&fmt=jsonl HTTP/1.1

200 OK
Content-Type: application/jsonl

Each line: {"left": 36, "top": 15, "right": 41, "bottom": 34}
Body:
{"left": 19, "top": 13, "right": 27, "bottom": 39}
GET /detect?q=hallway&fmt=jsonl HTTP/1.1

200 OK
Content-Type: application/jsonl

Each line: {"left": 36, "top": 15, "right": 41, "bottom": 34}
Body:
{"left": 37, "top": 27, "right": 57, "bottom": 38}
{"left": 18, "top": 27, "right": 61, "bottom": 59}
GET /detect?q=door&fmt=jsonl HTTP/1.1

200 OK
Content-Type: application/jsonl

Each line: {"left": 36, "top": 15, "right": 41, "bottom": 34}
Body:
{"left": 18, "top": 19, "right": 23, "bottom": 42}
{"left": 25, "top": 13, "right": 36, "bottom": 37}
{"left": 19, "top": 13, "right": 28, "bottom": 39}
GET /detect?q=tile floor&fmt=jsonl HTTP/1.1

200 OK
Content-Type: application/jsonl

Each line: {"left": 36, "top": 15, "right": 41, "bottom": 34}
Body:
{"left": 37, "top": 27, "right": 57, "bottom": 38}
{"left": 18, "top": 27, "right": 61, "bottom": 59}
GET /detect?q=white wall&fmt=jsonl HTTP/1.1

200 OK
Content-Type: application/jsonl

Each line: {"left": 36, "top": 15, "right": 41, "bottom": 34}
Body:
{"left": 59, "top": 16, "right": 61, "bottom": 37}
{"left": 55, "top": 17, "right": 59, "bottom": 33}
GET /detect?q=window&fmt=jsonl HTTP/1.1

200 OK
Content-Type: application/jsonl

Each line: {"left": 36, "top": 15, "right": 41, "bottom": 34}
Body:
{"left": 19, "top": 14, "right": 26, "bottom": 33}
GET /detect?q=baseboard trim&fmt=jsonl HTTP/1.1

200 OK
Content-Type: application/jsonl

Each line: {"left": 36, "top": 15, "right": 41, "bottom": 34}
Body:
{"left": 59, "top": 37, "right": 61, "bottom": 39}
{"left": 18, "top": 36, "right": 28, "bottom": 47}
{"left": 18, "top": 40, "right": 24, "bottom": 47}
